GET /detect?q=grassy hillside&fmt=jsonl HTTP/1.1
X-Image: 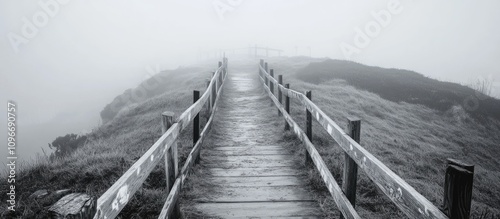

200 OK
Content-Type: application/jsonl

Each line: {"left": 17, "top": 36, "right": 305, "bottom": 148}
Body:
{"left": 0, "top": 60, "right": 218, "bottom": 218}
{"left": 265, "top": 57, "right": 500, "bottom": 218}
{"left": 295, "top": 59, "right": 500, "bottom": 121}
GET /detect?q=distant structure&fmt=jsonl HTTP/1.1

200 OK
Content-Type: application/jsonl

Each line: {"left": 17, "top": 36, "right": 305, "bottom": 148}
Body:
{"left": 199, "top": 45, "right": 284, "bottom": 60}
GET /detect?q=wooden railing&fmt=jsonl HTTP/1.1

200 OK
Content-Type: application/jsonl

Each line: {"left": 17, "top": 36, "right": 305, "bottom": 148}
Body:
{"left": 258, "top": 59, "right": 475, "bottom": 219}
{"left": 92, "top": 58, "right": 228, "bottom": 219}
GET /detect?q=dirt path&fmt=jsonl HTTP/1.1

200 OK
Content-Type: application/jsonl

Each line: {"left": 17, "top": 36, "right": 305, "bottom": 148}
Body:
{"left": 181, "top": 63, "right": 322, "bottom": 218}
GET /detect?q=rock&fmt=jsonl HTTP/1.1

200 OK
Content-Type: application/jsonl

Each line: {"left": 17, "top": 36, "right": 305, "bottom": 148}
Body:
{"left": 48, "top": 193, "right": 96, "bottom": 219}
{"left": 29, "top": 189, "right": 49, "bottom": 199}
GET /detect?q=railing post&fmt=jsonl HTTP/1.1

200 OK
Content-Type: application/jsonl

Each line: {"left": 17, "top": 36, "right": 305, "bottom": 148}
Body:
{"left": 442, "top": 159, "right": 474, "bottom": 219}
{"left": 161, "top": 111, "right": 179, "bottom": 218}
{"left": 305, "top": 90, "right": 312, "bottom": 165}
{"left": 259, "top": 59, "right": 264, "bottom": 77}
{"left": 206, "top": 79, "right": 211, "bottom": 116}
{"left": 193, "top": 90, "right": 201, "bottom": 163}
{"left": 264, "top": 62, "right": 269, "bottom": 87}
{"left": 212, "top": 72, "right": 217, "bottom": 107}
{"left": 218, "top": 61, "right": 223, "bottom": 90}
{"left": 278, "top": 75, "right": 283, "bottom": 116}
{"left": 285, "top": 84, "right": 290, "bottom": 131}
{"left": 270, "top": 69, "right": 275, "bottom": 96}
{"left": 342, "top": 118, "right": 361, "bottom": 218}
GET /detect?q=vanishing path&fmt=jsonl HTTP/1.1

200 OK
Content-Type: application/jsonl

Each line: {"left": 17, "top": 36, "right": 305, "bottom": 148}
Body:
{"left": 181, "top": 64, "right": 323, "bottom": 218}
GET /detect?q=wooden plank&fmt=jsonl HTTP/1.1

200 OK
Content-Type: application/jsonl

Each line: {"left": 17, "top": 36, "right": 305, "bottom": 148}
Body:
{"left": 210, "top": 145, "right": 284, "bottom": 150}
{"left": 203, "top": 154, "right": 296, "bottom": 162}
{"left": 194, "top": 186, "right": 315, "bottom": 202}
{"left": 203, "top": 160, "right": 298, "bottom": 168}
{"left": 203, "top": 176, "right": 308, "bottom": 187}
{"left": 208, "top": 167, "right": 304, "bottom": 177}
{"left": 259, "top": 67, "right": 448, "bottom": 219}
{"left": 204, "top": 148, "right": 292, "bottom": 156}
{"left": 191, "top": 201, "right": 321, "bottom": 218}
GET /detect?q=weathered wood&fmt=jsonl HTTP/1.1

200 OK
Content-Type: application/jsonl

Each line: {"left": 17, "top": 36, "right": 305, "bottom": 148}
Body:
{"left": 259, "top": 59, "right": 264, "bottom": 76}
{"left": 203, "top": 155, "right": 299, "bottom": 168}
{"left": 203, "top": 160, "right": 297, "bottom": 168}
{"left": 285, "top": 84, "right": 290, "bottom": 131}
{"left": 259, "top": 69, "right": 448, "bottom": 219}
{"left": 194, "top": 186, "right": 315, "bottom": 203}
{"left": 158, "top": 59, "right": 228, "bottom": 219}
{"left": 193, "top": 90, "right": 201, "bottom": 163}
{"left": 205, "top": 176, "right": 308, "bottom": 187}
{"left": 94, "top": 122, "right": 180, "bottom": 219}
{"left": 442, "top": 159, "right": 474, "bottom": 219}
{"left": 305, "top": 90, "right": 313, "bottom": 165}
{"left": 270, "top": 69, "right": 275, "bottom": 95}
{"left": 341, "top": 118, "right": 361, "bottom": 219}
{"left": 206, "top": 79, "right": 211, "bottom": 116}
{"left": 264, "top": 62, "right": 269, "bottom": 86}
{"left": 49, "top": 193, "right": 96, "bottom": 219}
{"left": 278, "top": 75, "right": 283, "bottom": 116}
{"left": 205, "top": 147, "right": 291, "bottom": 156}
{"left": 192, "top": 202, "right": 321, "bottom": 218}
{"left": 259, "top": 76, "right": 360, "bottom": 219}
{"left": 162, "top": 111, "right": 179, "bottom": 219}
{"left": 208, "top": 167, "right": 304, "bottom": 177}
{"left": 210, "top": 145, "right": 284, "bottom": 150}
{"left": 212, "top": 74, "right": 217, "bottom": 107}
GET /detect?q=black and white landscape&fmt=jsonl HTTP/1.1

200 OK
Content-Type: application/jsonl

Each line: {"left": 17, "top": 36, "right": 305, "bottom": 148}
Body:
{"left": 1, "top": 1, "right": 499, "bottom": 218}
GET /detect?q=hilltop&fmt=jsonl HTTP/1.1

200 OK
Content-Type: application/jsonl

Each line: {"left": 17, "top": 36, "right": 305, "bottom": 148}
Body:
{"left": 295, "top": 59, "right": 500, "bottom": 121}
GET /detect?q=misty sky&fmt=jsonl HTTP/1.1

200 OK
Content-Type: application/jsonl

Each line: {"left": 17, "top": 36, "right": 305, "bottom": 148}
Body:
{"left": 1, "top": 1, "right": 500, "bottom": 166}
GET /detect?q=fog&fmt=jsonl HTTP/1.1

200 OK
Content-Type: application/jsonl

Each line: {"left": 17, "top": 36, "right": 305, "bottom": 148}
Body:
{"left": 1, "top": 0, "right": 500, "bottom": 168}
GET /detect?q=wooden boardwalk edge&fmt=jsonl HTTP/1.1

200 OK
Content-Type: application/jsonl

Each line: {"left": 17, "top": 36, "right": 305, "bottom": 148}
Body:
{"left": 259, "top": 64, "right": 449, "bottom": 219}
{"left": 158, "top": 62, "right": 229, "bottom": 219}
{"left": 259, "top": 75, "right": 361, "bottom": 219}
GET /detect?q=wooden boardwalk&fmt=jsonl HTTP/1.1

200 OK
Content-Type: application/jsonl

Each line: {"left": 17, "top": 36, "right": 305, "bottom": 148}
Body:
{"left": 181, "top": 69, "right": 323, "bottom": 218}
{"left": 93, "top": 59, "right": 467, "bottom": 219}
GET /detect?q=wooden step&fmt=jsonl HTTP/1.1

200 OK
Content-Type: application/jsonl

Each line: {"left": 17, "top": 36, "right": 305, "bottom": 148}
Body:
{"left": 201, "top": 176, "right": 308, "bottom": 187}
{"left": 207, "top": 167, "right": 305, "bottom": 177}
{"left": 189, "top": 201, "right": 321, "bottom": 218}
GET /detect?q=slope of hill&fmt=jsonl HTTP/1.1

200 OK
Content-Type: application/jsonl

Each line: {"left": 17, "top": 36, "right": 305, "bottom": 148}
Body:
{"left": 0, "top": 60, "right": 218, "bottom": 218}
{"left": 295, "top": 59, "right": 500, "bottom": 121}
{"left": 265, "top": 57, "right": 500, "bottom": 218}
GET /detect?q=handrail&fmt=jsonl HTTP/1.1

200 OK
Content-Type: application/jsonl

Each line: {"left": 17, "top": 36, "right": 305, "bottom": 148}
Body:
{"left": 258, "top": 63, "right": 449, "bottom": 219}
{"left": 93, "top": 58, "right": 228, "bottom": 219}
{"left": 158, "top": 60, "right": 228, "bottom": 219}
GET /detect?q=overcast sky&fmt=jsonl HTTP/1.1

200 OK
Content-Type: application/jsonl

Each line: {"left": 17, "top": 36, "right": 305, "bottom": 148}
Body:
{"left": 1, "top": 0, "right": 500, "bottom": 165}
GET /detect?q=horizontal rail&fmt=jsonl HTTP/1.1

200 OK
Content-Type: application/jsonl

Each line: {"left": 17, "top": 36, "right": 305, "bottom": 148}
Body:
{"left": 258, "top": 75, "right": 360, "bottom": 219}
{"left": 158, "top": 60, "right": 228, "bottom": 219}
{"left": 259, "top": 64, "right": 448, "bottom": 219}
{"left": 94, "top": 59, "right": 227, "bottom": 219}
